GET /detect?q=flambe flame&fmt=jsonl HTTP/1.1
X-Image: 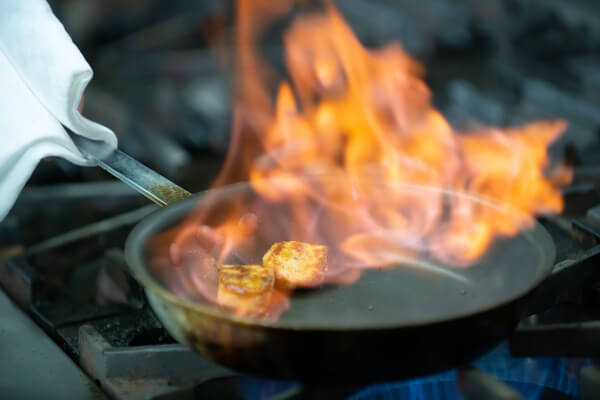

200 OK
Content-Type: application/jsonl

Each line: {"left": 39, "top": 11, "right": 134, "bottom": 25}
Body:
{"left": 154, "top": 2, "right": 570, "bottom": 318}
{"left": 218, "top": 4, "right": 567, "bottom": 265}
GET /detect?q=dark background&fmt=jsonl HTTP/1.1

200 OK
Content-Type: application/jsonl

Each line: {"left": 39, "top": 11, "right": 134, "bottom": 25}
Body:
{"left": 39, "top": 0, "right": 600, "bottom": 192}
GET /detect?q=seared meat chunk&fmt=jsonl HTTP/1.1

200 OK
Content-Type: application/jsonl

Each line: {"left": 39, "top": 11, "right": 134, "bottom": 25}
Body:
{"left": 263, "top": 241, "right": 328, "bottom": 289}
{"left": 217, "top": 264, "right": 274, "bottom": 316}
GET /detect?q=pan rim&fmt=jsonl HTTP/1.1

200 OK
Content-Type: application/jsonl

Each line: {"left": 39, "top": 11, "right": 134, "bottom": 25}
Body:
{"left": 124, "top": 181, "right": 556, "bottom": 331}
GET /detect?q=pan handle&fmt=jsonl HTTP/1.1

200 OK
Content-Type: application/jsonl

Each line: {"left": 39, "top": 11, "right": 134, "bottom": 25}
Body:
{"left": 69, "top": 132, "right": 191, "bottom": 207}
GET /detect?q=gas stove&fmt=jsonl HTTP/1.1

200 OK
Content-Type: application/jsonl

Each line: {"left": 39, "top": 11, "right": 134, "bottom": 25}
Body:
{"left": 1, "top": 176, "right": 600, "bottom": 400}
{"left": 3, "top": 0, "right": 600, "bottom": 398}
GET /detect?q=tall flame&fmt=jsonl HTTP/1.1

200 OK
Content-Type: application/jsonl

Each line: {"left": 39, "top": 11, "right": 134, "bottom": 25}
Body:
{"left": 212, "top": 3, "right": 567, "bottom": 266}
{"left": 154, "top": 1, "right": 569, "bottom": 317}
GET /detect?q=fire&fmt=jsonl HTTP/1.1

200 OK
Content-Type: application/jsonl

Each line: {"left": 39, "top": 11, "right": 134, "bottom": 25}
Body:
{"left": 152, "top": 1, "right": 569, "bottom": 318}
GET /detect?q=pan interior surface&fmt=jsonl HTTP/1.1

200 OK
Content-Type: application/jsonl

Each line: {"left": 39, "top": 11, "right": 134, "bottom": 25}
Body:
{"left": 275, "top": 232, "right": 549, "bottom": 327}
{"left": 126, "top": 180, "right": 555, "bottom": 330}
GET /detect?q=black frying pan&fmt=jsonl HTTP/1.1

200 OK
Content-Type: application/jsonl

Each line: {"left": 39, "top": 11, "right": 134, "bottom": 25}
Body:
{"left": 70, "top": 130, "right": 556, "bottom": 382}
{"left": 123, "top": 179, "right": 556, "bottom": 383}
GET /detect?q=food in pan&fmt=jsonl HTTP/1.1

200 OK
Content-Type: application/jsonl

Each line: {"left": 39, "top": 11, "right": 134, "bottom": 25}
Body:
{"left": 263, "top": 241, "right": 328, "bottom": 289}
{"left": 217, "top": 264, "right": 275, "bottom": 316}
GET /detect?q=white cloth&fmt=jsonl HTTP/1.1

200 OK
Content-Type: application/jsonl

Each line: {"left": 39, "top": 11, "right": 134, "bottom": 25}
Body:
{"left": 0, "top": 0, "right": 117, "bottom": 220}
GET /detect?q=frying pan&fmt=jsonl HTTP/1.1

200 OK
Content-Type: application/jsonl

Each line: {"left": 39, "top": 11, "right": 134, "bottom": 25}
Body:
{"left": 74, "top": 135, "right": 556, "bottom": 383}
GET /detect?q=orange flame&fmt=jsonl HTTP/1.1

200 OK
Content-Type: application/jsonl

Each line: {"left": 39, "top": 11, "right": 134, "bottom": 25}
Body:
{"left": 158, "top": 2, "right": 569, "bottom": 317}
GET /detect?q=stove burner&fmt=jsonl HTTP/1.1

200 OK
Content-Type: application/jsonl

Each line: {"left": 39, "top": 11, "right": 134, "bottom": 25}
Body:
{"left": 0, "top": 182, "right": 596, "bottom": 399}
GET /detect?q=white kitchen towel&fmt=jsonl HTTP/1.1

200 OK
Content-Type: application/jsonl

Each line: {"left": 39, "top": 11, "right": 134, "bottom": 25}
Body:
{"left": 0, "top": 0, "right": 117, "bottom": 220}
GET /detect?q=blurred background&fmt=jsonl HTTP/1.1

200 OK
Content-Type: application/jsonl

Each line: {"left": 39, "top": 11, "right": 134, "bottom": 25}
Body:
{"left": 2, "top": 2, "right": 600, "bottom": 398}
{"left": 38, "top": 0, "right": 600, "bottom": 192}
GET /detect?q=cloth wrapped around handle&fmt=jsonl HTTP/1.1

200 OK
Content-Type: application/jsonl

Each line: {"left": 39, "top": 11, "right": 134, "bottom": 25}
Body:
{"left": 0, "top": 0, "right": 117, "bottom": 220}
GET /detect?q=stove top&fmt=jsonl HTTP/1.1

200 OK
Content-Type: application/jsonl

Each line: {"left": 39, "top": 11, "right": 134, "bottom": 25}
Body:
{"left": 3, "top": 0, "right": 600, "bottom": 398}
{"left": 1, "top": 177, "right": 599, "bottom": 399}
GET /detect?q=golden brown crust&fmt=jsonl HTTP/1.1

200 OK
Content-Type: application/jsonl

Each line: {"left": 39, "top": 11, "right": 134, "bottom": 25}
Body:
{"left": 217, "top": 264, "right": 274, "bottom": 294}
{"left": 217, "top": 264, "right": 275, "bottom": 316}
{"left": 263, "top": 241, "right": 328, "bottom": 289}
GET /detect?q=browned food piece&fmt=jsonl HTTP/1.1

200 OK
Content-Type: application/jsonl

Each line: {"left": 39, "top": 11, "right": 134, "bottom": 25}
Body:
{"left": 217, "top": 264, "right": 274, "bottom": 316}
{"left": 263, "top": 241, "right": 328, "bottom": 289}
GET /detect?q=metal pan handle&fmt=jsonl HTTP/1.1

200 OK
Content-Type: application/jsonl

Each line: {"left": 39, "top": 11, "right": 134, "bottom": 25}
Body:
{"left": 69, "top": 132, "right": 191, "bottom": 207}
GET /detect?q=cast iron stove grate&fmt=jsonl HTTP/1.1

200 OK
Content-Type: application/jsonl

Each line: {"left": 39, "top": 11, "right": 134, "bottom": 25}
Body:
{"left": 0, "top": 181, "right": 598, "bottom": 399}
